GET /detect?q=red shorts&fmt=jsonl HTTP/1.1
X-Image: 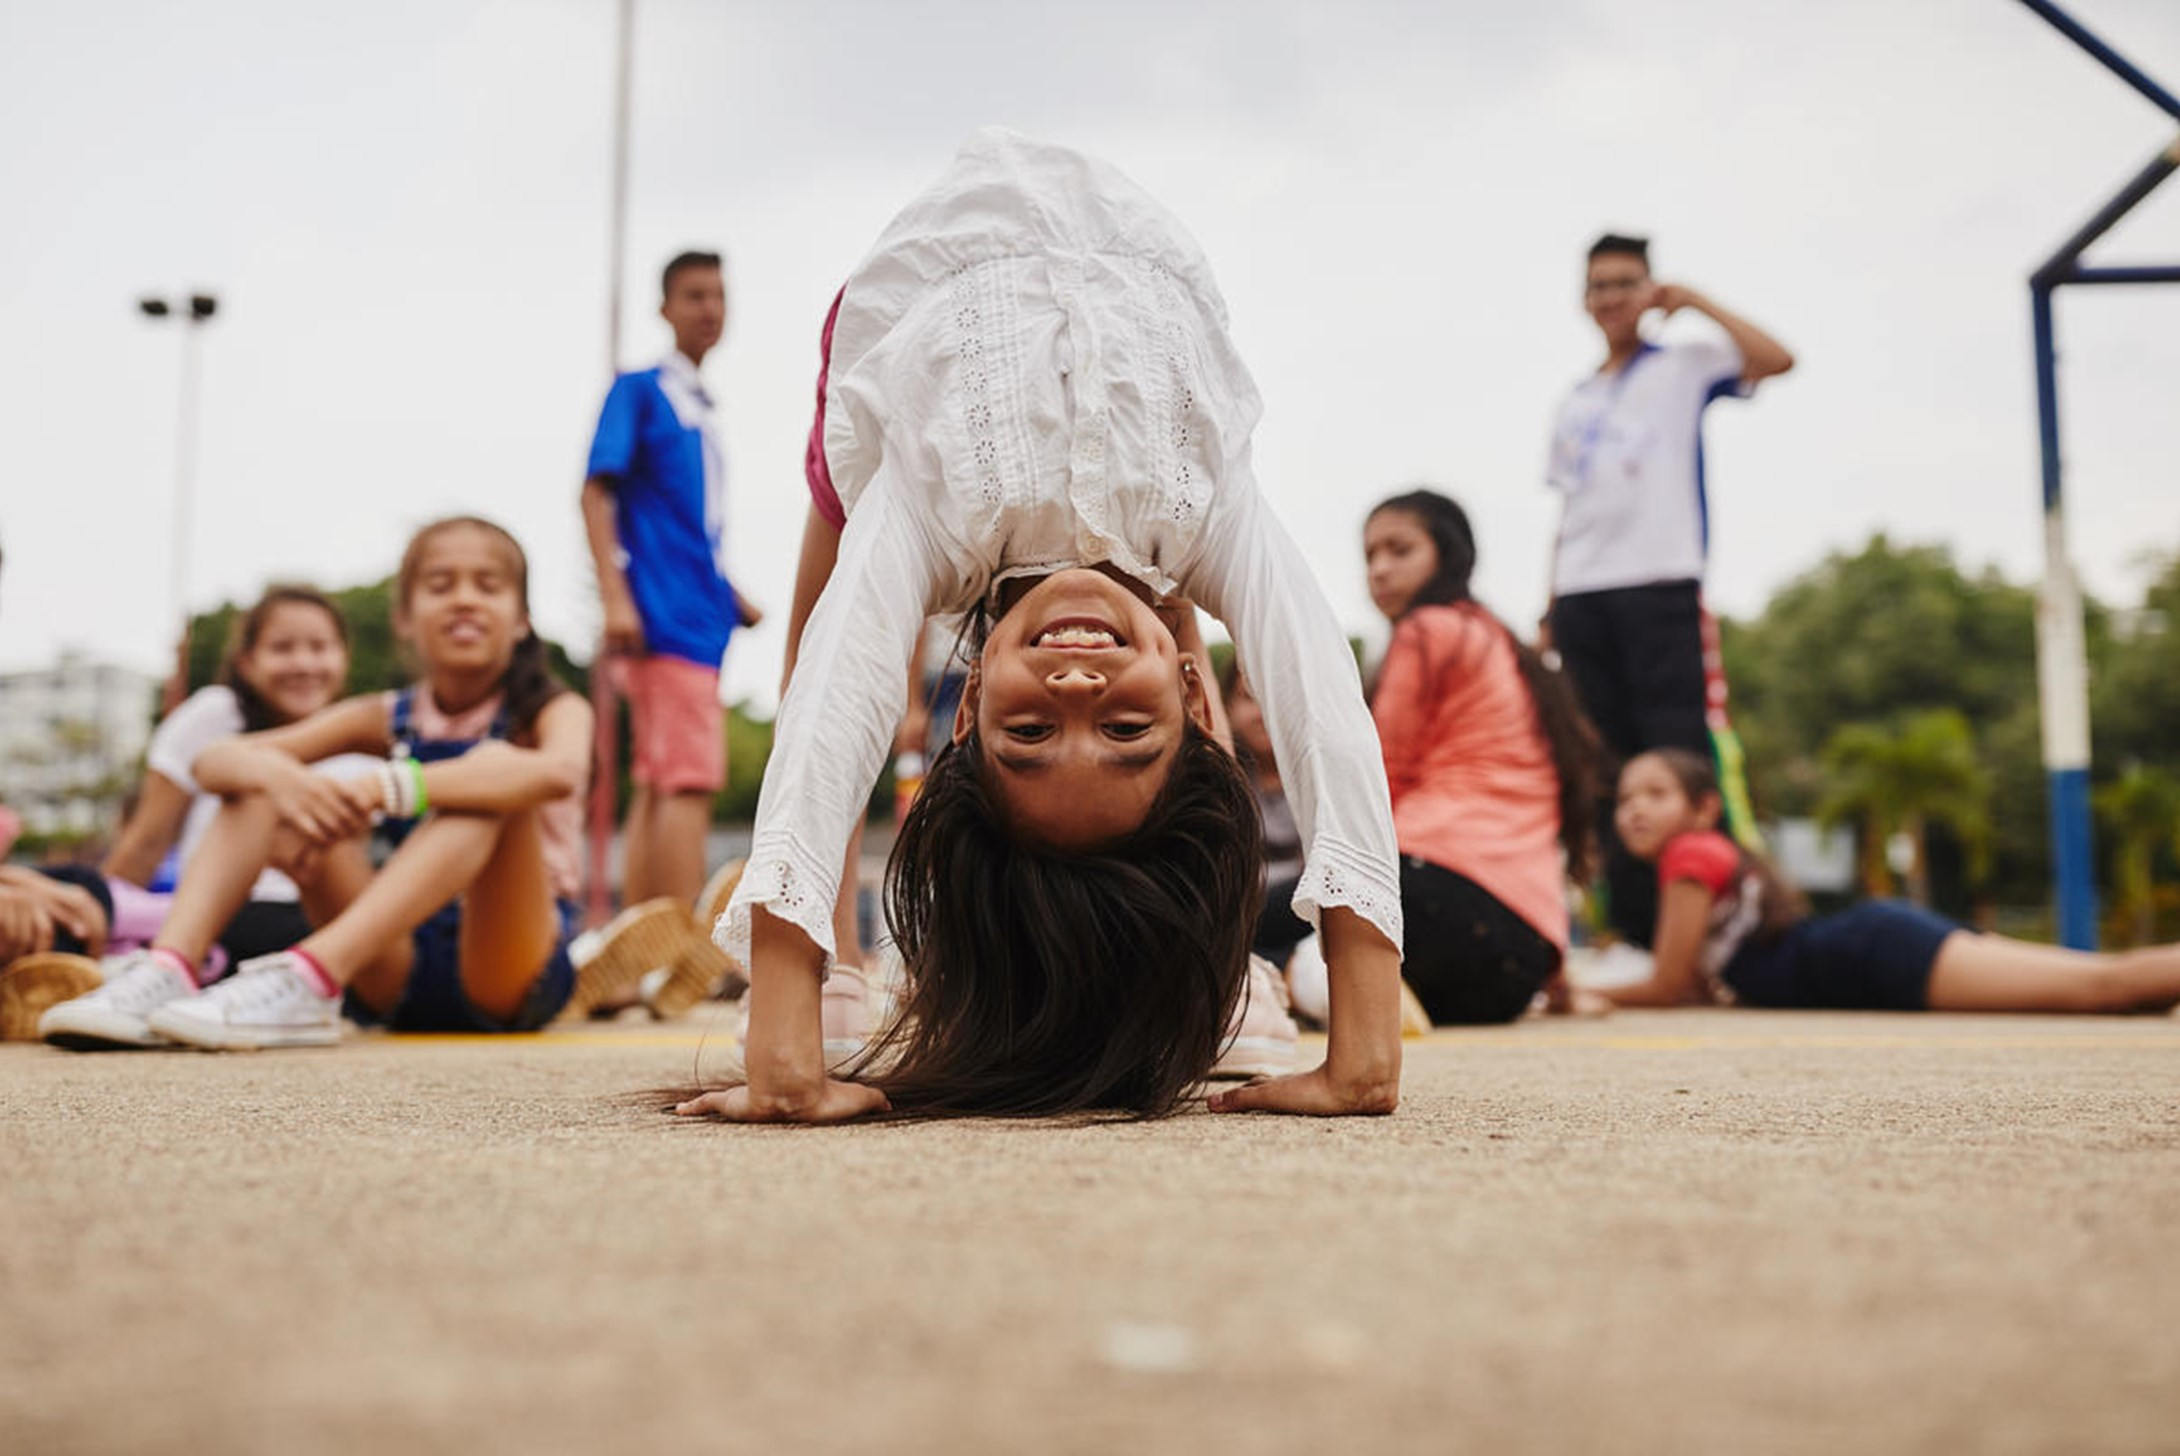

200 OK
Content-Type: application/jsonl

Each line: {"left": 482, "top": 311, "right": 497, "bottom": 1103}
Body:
{"left": 621, "top": 655, "right": 725, "bottom": 793}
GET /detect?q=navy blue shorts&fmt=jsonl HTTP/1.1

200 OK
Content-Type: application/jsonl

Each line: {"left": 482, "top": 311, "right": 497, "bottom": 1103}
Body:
{"left": 347, "top": 899, "right": 579, "bottom": 1033}
{"left": 1724, "top": 901, "right": 1963, "bottom": 1011}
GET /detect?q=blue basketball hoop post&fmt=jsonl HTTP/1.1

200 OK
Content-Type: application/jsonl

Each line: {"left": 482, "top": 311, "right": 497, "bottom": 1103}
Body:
{"left": 2018, "top": 0, "right": 2180, "bottom": 949}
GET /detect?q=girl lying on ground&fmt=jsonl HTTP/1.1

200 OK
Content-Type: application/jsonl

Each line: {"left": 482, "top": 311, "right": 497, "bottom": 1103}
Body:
{"left": 1597, "top": 748, "right": 2180, "bottom": 1014}
{"left": 679, "top": 129, "right": 1405, "bottom": 1123}
{"left": 40, "top": 517, "right": 611, "bottom": 1050}
{"left": 12, "top": 588, "right": 360, "bottom": 1040}
{"left": 1364, "top": 489, "right": 1607, "bottom": 1023}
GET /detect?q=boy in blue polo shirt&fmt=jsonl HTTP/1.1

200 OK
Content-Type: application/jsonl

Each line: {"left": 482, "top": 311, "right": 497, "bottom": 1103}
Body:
{"left": 581, "top": 250, "right": 755, "bottom": 916}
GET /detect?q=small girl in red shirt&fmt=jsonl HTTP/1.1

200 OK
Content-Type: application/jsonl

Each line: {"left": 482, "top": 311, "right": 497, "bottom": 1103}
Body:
{"left": 1603, "top": 748, "right": 2180, "bottom": 1013}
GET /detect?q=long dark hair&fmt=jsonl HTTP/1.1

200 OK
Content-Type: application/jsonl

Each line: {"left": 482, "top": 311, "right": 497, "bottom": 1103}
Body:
{"left": 1370, "top": 489, "right": 1602, "bottom": 878}
{"left": 220, "top": 585, "right": 350, "bottom": 732}
{"left": 867, "top": 720, "right": 1265, "bottom": 1117}
{"left": 395, "top": 516, "right": 566, "bottom": 735}
{"left": 1640, "top": 748, "right": 1806, "bottom": 940}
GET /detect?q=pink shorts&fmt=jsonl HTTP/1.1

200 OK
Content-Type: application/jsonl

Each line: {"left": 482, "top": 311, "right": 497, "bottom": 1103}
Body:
{"left": 622, "top": 655, "right": 725, "bottom": 793}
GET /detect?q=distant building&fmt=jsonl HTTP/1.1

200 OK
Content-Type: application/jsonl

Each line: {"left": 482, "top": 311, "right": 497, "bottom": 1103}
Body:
{"left": 0, "top": 653, "right": 157, "bottom": 840}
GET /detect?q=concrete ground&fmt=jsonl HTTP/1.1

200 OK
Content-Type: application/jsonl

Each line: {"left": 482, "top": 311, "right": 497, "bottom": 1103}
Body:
{"left": 4, "top": 1007, "right": 2177, "bottom": 1455}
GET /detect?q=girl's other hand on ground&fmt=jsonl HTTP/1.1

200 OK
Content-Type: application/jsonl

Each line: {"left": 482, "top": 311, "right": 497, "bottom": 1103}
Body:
{"left": 674, "top": 1078, "right": 892, "bottom": 1124}
{"left": 1207, "top": 1064, "right": 1399, "bottom": 1118}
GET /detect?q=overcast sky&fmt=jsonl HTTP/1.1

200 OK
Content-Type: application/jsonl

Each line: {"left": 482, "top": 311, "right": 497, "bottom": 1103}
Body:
{"left": 4, "top": 0, "right": 2176, "bottom": 709}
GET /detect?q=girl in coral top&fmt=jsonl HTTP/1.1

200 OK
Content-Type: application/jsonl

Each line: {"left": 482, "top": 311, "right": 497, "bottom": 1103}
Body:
{"left": 1365, "top": 490, "right": 1603, "bottom": 1023}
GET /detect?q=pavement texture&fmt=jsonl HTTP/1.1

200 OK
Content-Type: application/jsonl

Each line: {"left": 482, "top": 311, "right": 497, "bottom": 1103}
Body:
{"left": 5, "top": 1006, "right": 2178, "bottom": 1456}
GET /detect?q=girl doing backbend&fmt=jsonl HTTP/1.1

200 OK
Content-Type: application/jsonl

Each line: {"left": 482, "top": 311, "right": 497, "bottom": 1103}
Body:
{"left": 682, "top": 130, "right": 1407, "bottom": 1122}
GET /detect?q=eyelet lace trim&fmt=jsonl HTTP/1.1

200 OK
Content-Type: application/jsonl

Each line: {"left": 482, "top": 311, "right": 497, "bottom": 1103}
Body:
{"left": 717, "top": 828, "right": 848, "bottom": 976}
{"left": 947, "top": 260, "right": 1035, "bottom": 534}
{"left": 1289, "top": 835, "right": 1405, "bottom": 953}
{"left": 1134, "top": 257, "right": 1209, "bottom": 527}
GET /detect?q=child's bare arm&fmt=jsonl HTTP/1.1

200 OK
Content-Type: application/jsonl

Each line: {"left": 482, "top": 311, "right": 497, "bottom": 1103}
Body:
{"left": 779, "top": 504, "right": 844, "bottom": 697}
{"left": 414, "top": 693, "right": 592, "bottom": 815}
{"left": 674, "top": 908, "right": 891, "bottom": 1124}
{"left": 100, "top": 771, "right": 194, "bottom": 886}
{"left": 1600, "top": 881, "right": 1712, "bottom": 1007}
{"left": 193, "top": 697, "right": 391, "bottom": 844}
{"left": 1210, "top": 906, "right": 1401, "bottom": 1117}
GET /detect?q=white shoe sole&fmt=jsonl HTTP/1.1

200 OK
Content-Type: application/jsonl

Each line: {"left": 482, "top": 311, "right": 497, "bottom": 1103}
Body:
{"left": 39, "top": 1005, "right": 175, "bottom": 1051}
{"left": 1208, "top": 1036, "right": 1297, "bottom": 1080}
{"left": 145, "top": 1008, "right": 341, "bottom": 1051}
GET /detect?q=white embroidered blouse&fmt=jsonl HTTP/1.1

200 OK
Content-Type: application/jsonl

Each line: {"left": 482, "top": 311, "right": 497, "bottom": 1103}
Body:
{"left": 719, "top": 128, "right": 1402, "bottom": 969}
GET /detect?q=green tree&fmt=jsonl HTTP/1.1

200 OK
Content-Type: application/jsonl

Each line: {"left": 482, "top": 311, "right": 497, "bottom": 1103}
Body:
{"left": 715, "top": 703, "right": 775, "bottom": 823}
{"left": 1721, "top": 535, "right": 2079, "bottom": 907}
{"left": 2091, "top": 553, "right": 2180, "bottom": 776}
{"left": 2094, "top": 763, "right": 2180, "bottom": 946}
{"left": 1815, "top": 709, "right": 1992, "bottom": 905}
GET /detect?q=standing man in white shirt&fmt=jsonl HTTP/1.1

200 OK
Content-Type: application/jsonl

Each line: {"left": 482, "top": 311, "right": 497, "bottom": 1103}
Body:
{"left": 1544, "top": 233, "right": 1794, "bottom": 947}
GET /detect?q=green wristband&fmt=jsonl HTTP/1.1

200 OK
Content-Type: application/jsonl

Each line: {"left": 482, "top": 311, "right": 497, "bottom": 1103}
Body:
{"left": 404, "top": 757, "right": 429, "bottom": 816}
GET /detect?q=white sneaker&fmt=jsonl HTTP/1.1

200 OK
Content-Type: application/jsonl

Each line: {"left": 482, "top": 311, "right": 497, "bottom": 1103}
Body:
{"left": 711, "top": 965, "right": 876, "bottom": 1080}
{"left": 39, "top": 951, "right": 196, "bottom": 1050}
{"left": 147, "top": 954, "right": 342, "bottom": 1051}
{"left": 1210, "top": 955, "right": 1300, "bottom": 1079}
{"left": 1565, "top": 941, "right": 1655, "bottom": 990}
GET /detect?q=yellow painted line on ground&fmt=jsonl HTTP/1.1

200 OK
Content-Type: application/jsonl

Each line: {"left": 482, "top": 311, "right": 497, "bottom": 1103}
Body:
{"left": 386, "top": 1028, "right": 2180, "bottom": 1052}
{"left": 1436, "top": 1032, "right": 2180, "bottom": 1051}
{"left": 385, "top": 1030, "right": 734, "bottom": 1048}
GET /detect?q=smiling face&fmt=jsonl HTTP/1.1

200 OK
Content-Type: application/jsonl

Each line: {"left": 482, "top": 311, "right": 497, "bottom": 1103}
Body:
{"left": 957, "top": 568, "right": 1214, "bottom": 849}
{"left": 396, "top": 522, "right": 529, "bottom": 685}
{"left": 1363, "top": 507, "right": 1440, "bottom": 622}
{"left": 1584, "top": 249, "right": 1650, "bottom": 350}
{"left": 234, "top": 600, "right": 349, "bottom": 723}
{"left": 1614, "top": 752, "right": 1718, "bottom": 861}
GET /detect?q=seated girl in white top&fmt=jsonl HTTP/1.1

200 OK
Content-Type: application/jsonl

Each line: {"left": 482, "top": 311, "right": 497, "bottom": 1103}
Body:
{"left": 686, "top": 130, "right": 1405, "bottom": 1123}
{"left": 98, "top": 587, "right": 367, "bottom": 966}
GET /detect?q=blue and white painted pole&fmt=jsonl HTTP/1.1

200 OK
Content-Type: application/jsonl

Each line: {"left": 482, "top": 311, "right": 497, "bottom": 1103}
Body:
{"left": 2015, "top": 1, "right": 2180, "bottom": 949}
{"left": 2029, "top": 283, "right": 2096, "bottom": 950}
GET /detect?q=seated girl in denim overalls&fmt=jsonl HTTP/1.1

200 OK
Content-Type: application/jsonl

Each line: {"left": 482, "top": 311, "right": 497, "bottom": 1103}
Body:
{"left": 41, "top": 516, "right": 597, "bottom": 1049}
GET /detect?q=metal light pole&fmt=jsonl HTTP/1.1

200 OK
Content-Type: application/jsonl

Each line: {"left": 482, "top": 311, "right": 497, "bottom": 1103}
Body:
{"left": 586, "top": 0, "right": 637, "bottom": 927}
{"left": 139, "top": 292, "right": 219, "bottom": 713}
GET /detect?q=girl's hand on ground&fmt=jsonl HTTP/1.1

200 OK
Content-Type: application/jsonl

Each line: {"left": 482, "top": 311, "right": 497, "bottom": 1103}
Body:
{"left": 674, "top": 1078, "right": 892, "bottom": 1124}
{"left": 1207, "top": 1064, "right": 1399, "bottom": 1118}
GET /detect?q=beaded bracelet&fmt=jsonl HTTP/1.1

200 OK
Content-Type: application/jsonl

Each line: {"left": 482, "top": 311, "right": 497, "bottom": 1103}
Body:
{"left": 376, "top": 760, "right": 406, "bottom": 817}
{"left": 376, "top": 757, "right": 426, "bottom": 818}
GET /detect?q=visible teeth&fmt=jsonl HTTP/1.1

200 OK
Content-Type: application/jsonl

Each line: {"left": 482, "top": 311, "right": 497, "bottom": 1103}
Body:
{"left": 1040, "top": 627, "right": 1116, "bottom": 647}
